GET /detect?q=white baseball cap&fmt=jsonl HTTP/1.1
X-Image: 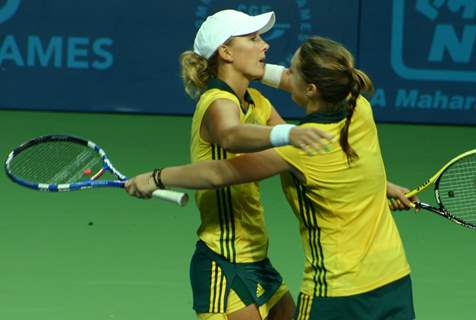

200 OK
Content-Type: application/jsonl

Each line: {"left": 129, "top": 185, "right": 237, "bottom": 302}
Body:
{"left": 193, "top": 9, "right": 276, "bottom": 59}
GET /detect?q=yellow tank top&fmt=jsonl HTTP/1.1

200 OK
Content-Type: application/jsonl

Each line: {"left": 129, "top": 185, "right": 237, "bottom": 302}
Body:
{"left": 191, "top": 79, "right": 273, "bottom": 263}
{"left": 275, "top": 96, "right": 410, "bottom": 297}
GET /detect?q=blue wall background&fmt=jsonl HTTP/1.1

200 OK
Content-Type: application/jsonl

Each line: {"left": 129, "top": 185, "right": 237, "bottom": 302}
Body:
{"left": 1, "top": 0, "right": 475, "bottom": 124}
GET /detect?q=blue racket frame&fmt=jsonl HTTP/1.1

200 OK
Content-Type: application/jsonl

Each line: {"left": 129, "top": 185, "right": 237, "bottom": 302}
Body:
{"left": 5, "top": 135, "right": 127, "bottom": 192}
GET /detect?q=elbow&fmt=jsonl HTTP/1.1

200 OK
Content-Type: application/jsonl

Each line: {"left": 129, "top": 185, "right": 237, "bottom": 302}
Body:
{"left": 220, "top": 141, "right": 235, "bottom": 153}
{"left": 218, "top": 132, "right": 239, "bottom": 153}
{"left": 205, "top": 170, "right": 227, "bottom": 189}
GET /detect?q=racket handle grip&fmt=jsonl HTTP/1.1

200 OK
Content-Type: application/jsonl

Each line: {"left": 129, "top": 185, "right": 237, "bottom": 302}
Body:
{"left": 152, "top": 189, "right": 189, "bottom": 207}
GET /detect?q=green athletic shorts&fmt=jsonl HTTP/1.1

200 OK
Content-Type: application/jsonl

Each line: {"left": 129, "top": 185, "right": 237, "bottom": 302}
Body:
{"left": 295, "top": 275, "right": 415, "bottom": 320}
{"left": 190, "top": 240, "right": 284, "bottom": 313}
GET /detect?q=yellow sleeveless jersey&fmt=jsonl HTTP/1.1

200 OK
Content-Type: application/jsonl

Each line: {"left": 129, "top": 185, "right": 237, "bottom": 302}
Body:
{"left": 275, "top": 96, "right": 410, "bottom": 297}
{"left": 191, "top": 79, "right": 273, "bottom": 263}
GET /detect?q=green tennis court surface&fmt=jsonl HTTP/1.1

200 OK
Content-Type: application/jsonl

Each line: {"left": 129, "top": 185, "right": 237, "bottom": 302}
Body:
{"left": 1, "top": 110, "right": 475, "bottom": 319}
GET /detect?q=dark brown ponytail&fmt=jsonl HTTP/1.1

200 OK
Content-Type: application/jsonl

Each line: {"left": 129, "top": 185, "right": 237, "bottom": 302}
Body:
{"left": 298, "top": 37, "right": 374, "bottom": 165}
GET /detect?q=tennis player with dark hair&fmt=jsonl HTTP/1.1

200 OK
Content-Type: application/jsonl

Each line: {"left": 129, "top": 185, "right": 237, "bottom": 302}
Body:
{"left": 141, "top": 9, "right": 334, "bottom": 320}
{"left": 126, "top": 35, "right": 417, "bottom": 320}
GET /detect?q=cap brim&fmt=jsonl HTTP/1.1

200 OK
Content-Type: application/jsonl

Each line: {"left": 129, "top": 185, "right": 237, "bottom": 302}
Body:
{"left": 231, "top": 11, "right": 275, "bottom": 37}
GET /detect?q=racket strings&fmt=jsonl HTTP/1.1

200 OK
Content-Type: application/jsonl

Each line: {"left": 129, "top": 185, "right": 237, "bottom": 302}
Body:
{"left": 9, "top": 141, "right": 103, "bottom": 184}
{"left": 438, "top": 154, "right": 476, "bottom": 224}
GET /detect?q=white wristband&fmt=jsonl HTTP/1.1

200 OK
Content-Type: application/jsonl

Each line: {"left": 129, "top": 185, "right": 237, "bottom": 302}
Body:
{"left": 270, "top": 124, "right": 296, "bottom": 147}
{"left": 261, "top": 64, "right": 285, "bottom": 88}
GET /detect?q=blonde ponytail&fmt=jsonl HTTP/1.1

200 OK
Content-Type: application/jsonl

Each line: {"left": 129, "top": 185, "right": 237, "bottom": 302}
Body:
{"left": 179, "top": 50, "right": 218, "bottom": 99}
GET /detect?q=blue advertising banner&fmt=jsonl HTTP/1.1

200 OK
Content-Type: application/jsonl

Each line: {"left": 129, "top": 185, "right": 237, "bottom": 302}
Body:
{"left": 0, "top": 0, "right": 193, "bottom": 114}
{"left": 1, "top": 0, "right": 474, "bottom": 124}
{"left": 0, "top": 0, "right": 358, "bottom": 118}
{"left": 360, "top": 0, "right": 476, "bottom": 125}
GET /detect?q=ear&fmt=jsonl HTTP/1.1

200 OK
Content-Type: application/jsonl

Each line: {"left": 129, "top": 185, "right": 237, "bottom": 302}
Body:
{"left": 306, "top": 83, "right": 319, "bottom": 98}
{"left": 217, "top": 45, "right": 233, "bottom": 63}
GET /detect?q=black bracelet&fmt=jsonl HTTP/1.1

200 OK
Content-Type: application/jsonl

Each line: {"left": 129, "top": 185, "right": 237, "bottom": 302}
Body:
{"left": 152, "top": 168, "right": 165, "bottom": 189}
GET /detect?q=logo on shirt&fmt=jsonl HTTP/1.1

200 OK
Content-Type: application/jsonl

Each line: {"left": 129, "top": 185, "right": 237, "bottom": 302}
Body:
{"left": 256, "top": 283, "right": 265, "bottom": 298}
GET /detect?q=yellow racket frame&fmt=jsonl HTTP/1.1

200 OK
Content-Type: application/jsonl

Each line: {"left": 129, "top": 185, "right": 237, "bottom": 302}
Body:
{"left": 406, "top": 149, "right": 476, "bottom": 198}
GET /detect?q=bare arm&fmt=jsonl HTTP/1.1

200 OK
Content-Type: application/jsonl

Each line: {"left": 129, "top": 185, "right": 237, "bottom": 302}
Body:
{"left": 203, "top": 99, "right": 275, "bottom": 153}
{"left": 165, "top": 149, "right": 290, "bottom": 188}
{"left": 124, "top": 149, "right": 292, "bottom": 198}
{"left": 204, "top": 99, "right": 333, "bottom": 155}
{"left": 267, "top": 105, "right": 286, "bottom": 126}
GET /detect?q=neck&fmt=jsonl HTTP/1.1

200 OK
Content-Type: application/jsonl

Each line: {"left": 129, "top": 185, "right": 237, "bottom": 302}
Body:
{"left": 304, "top": 101, "right": 321, "bottom": 115}
{"left": 218, "top": 67, "right": 250, "bottom": 104}
{"left": 305, "top": 99, "right": 341, "bottom": 115}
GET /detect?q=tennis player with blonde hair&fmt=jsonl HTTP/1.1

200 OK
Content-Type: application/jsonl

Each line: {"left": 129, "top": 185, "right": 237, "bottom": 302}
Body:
{"left": 127, "top": 35, "right": 417, "bottom": 320}
{"left": 142, "top": 9, "right": 334, "bottom": 320}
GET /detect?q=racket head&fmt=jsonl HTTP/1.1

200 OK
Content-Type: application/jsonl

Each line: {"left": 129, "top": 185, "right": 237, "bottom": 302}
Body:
{"left": 433, "top": 149, "right": 476, "bottom": 228}
{"left": 4, "top": 135, "right": 126, "bottom": 192}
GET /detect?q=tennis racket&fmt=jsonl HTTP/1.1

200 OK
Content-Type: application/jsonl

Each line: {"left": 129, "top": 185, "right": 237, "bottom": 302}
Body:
{"left": 406, "top": 149, "right": 476, "bottom": 229}
{"left": 4, "top": 135, "right": 189, "bottom": 206}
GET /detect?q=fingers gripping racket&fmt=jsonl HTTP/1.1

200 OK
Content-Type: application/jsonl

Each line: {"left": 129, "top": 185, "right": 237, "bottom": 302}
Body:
{"left": 407, "top": 149, "right": 476, "bottom": 229}
{"left": 4, "top": 135, "right": 189, "bottom": 206}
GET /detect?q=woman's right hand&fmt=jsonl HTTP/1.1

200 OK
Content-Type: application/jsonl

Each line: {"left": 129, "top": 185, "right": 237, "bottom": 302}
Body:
{"left": 387, "top": 181, "right": 419, "bottom": 211}
{"left": 289, "top": 126, "right": 334, "bottom": 155}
